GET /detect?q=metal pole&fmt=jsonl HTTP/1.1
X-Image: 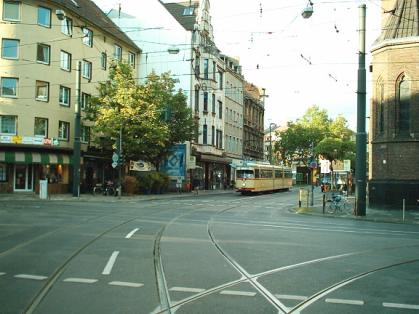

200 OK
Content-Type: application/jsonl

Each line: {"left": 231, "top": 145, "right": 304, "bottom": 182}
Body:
{"left": 72, "top": 61, "right": 82, "bottom": 197}
{"left": 355, "top": 4, "right": 367, "bottom": 216}
{"left": 269, "top": 124, "right": 272, "bottom": 164}
{"left": 118, "top": 125, "right": 122, "bottom": 199}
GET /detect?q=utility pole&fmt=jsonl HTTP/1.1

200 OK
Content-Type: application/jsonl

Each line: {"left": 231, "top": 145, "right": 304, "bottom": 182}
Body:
{"left": 72, "top": 61, "right": 82, "bottom": 197}
{"left": 355, "top": 4, "right": 367, "bottom": 216}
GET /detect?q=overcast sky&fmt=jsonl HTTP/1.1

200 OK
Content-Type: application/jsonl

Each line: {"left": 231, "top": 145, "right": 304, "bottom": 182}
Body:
{"left": 93, "top": 0, "right": 382, "bottom": 130}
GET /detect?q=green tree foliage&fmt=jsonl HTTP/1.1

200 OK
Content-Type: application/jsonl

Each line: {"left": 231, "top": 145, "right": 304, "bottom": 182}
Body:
{"left": 275, "top": 105, "right": 355, "bottom": 166}
{"left": 85, "top": 62, "right": 196, "bottom": 166}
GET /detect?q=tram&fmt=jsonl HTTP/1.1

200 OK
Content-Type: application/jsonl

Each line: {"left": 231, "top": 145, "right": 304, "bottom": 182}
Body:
{"left": 235, "top": 163, "right": 293, "bottom": 194}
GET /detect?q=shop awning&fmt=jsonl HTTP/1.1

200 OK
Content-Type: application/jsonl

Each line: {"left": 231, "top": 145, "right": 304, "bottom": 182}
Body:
{"left": 0, "top": 151, "right": 72, "bottom": 165}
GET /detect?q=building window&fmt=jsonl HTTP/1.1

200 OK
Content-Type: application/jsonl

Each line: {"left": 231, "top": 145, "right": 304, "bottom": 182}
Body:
{"left": 218, "top": 100, "right": 222, "bottom": 119}
{"left": 182, "top": 7, "right": 194, "bottom": 16}
{"left": 37, "top": 6, "right": 51, "bottom": 27}
{"left": 0, "top": 163, "right": 7, "bottom": 182}
{"left": 3, "top": 1, "right": 20, "bottom": 22}
{"left": 81, "top": 92, "right": 91, "bottom": 110}
{"left": 58, "top": 121, "right": 70, "bottom": 141}
{"left": 194, "top": 87, "right": 199, "bottom": 112}
{"left": 1, "top": 77, "right": 17, "bottom": 97}
{"left": 35, "top": 80, "right": 49, "bottom": 101}
{"left": 114, "top": 44, "right": 122, "bottom": 61}
{"left": 34, "top": 117, "right": 48, "bottom": 137}
{"left": 60, "top": 50, "right": 71, "bottom": 71}
{"left": 203, "top": 92, "right": 208, "bottom": 112}
{"left": 211, "top": 125, "right": 215, "bottom": 146}
{"left": 397, "top": 75, "right": 410, "bottom": 132}
{"left": 204, "top": 58, "right": 209, "bottom": 79}
{"left": 2, "top": 38, "right": 19, "bottom": 59}
{"left": 203, "top": 124, "right": 207, "bottom": 144}
{"left": 82, "top": 59, "right": 92, "bottom": 80}
{"left": 212, "top": 61, "right": 216, "bottom": 80}
{"left": 211, "top": 93, "right": 216, "bottom": 114}
{"left": 0, "top": 115, "right": 17, "bottom": 134}
{"left": 59, "top": 85, "right": 70, "bottom": 106}
{"left": 81, "top": 125, "right": 90, "bottom": 143}
{"left": 82, "top": 27, "right": 93, "bottom": 47}
{"left": 101, "top": 52, "right": 107, "bottom": 70}
{"left": 218, "top": 71, "right": 223, "bottom": 90}
{"left": 128, "top": 52, "right": 135, "bottom": 68}
{"left": 37, "top": 43, "right": 50, "bottom": 64}
{"left": 61, "top": 17, "right": 73, "bottom": 36}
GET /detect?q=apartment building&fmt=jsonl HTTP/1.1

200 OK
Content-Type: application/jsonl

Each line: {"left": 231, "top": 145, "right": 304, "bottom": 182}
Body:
{"left": 0, "top": 0, "right": 140, "bottom": 193}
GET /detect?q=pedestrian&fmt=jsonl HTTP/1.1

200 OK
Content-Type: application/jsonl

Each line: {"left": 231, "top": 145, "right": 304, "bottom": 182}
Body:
{"left": 176, "top": 177, "right": 182, "bottom": 193}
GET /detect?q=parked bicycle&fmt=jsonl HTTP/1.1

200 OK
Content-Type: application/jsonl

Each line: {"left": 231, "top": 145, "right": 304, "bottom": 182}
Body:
{"left": 93, "top": 181, "right": 116, "bottom": 196}
{"left": 327, "top": 193, "right": 352, "bottom": 214}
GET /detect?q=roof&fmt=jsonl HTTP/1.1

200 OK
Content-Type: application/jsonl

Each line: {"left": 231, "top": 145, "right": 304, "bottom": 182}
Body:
{"left": 374, "top": 0, "right": 419, "bottom": 46}
{"left": 160, "top": 1, "right": 199, "bottom": 31}
{"left": 244, "top": 82, "right": 261, "bottom": 101}
{"left": 47, "top": 0, "right": 140, "bottom": 51}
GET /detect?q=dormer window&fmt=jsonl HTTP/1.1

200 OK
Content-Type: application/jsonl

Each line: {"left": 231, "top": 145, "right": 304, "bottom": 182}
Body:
{"left": 183, "top": 7, "right": 194, "bottom": 16}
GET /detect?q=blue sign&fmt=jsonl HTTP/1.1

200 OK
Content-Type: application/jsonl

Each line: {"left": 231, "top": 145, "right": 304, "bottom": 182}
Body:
{"left": 161, "top": 144, "right": 186, "bottom": 177}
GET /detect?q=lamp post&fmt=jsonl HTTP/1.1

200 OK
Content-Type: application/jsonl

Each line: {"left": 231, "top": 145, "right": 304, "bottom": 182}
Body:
{"left": 72, "top": 61, "right": 82, "bottom": 197}
{"left": 269, "top": 123, "right": 275, "bottom": 164}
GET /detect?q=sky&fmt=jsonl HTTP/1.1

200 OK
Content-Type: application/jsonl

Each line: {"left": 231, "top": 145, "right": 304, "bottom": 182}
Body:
{"left": 92, "top": 0, "right": 382, "bottom": 130}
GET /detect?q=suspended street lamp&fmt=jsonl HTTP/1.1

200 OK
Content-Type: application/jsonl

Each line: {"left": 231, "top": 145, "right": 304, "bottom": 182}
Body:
{"left": 302, "top": 1, "right": 314, "bottom": 19}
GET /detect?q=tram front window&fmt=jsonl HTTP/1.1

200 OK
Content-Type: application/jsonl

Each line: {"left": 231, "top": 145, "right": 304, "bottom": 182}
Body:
{"left": 237, "top": 170, "right": 254, "bottom": 179}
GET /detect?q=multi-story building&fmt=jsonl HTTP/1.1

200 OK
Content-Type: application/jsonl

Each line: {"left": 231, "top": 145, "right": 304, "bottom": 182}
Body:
{"left": 369, "top": 0, "right": 419, "bottom": 207}
{"left": 243, "top": 82, "right": 265, "bottom": 161}
{"left": 220, "top": 54, "right": 244, "bottom": 184}
{"left": 106, "top": 0, "right": 232, "bottom": 190}
{"left": 0, "top": 0, "right": 140, "bottom": 193}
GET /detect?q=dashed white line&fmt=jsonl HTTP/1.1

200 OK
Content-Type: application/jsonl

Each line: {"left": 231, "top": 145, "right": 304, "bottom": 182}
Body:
{"left": 125, "top": 228, "right": 140, "bottom": 239}
{"left": 275, "top": 294, "right": 308, "bottom": 301}
{"left": 63, "top": 278, "right": 98, "bottom": 284}
{"left": 14, "top": 274, "right": 47, "bottom": 281}
{"left": 169, "top": 287, "right": 205, "bottom": 293}
{"left": 325, "top": 298, "right": 365, "bottom": 305}
{"left": 383, "top": 302, "right": 419, "bottom": 310}
{"left": 102, "top": 251, "right": 120, "bottom": 275}
{"left": 220, "top": 290, "right": 256, "bottom": 297}
{"left": 0, "top": 272, "right": 6, "bottom": 276}
{"left": 109, "top": 281, "right": 143, "bottom": 288}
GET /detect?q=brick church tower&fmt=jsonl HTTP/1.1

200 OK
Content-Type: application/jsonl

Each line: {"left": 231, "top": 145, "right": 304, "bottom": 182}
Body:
{"left": 369, "top": 0, "right": 419, "bottom": 207}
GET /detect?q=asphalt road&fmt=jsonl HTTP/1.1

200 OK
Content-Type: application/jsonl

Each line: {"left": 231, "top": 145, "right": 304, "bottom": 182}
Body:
{"left": 1, "top": 189, "right": 418, "bottom": 314}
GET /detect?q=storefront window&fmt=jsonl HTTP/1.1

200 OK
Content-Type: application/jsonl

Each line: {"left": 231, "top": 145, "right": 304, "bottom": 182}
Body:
{"left": 42, "top": 165, "right": 63, "bottom": 183}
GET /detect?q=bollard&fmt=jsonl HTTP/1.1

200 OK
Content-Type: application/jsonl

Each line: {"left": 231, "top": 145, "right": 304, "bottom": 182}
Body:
{"left": 402, "top": 198, "right": 405, "bottom": 222}
{"left": 322, "top": 194, "right": 326, "bottom": 214}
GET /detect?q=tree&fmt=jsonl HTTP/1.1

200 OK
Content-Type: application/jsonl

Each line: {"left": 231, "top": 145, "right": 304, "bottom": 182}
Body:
{"left": 85, "top": 62, "right": 196, "bottom": 167}
{"left": 274, "top": 105, "right": 355, "bottom": 167}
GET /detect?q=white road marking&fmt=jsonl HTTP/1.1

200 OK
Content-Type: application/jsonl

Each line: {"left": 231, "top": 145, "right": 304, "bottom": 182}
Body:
{"left": 108, "top": 281, "right": 143, "bottom": 288}
{"left": 325, "top": 298, "right": 364, "bottom": 305}
{"left": 0, "top": 272, "right": 6, "bottom": 276}
{"left": 383, "top": 302, "right": 419, "bottom": 310}
{"left": 63, "top": 278, "right": 98, "bottom": 284}
{"left": 14, "top": 274, "right": 47, "bottom": 281}
{"left": 169, "top": 287, "right": 205, "bottom": 293}
{"left": 125, "top": 228, "right": 140, "bottom": 239}
{"left": 102, "top": 251, "right": 120, "bottom": 275}
{"left": 276, "top": 294, "right": 308, "bottom": 301}
{"left": 220, "top": 290, "right": 256, "bottom": 297}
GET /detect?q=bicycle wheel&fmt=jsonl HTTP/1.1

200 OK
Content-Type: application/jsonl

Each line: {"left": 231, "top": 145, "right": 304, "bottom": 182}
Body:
{"left": 327, "top": 202, "right": 337, "bottom": 214}
{"left": 106, "top": 187, "right": 115, "bottom": 196}
{"left": 93, "top": 186, "right": 102, "bottom": 196}
{"left": 343, "top": 200, "right": 353, "bottom": 214}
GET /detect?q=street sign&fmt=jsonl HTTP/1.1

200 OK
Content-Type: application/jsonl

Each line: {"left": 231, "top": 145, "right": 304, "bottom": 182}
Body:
{"left": 112, "top": 153, "right": 119, "bottom": 162}
{"left": 112, "top": 161, "right": 118, "bottom": 168}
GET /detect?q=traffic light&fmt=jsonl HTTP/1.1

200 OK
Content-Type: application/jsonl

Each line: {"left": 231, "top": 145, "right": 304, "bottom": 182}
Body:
{"left": 118, "top": 154, "right": 125, "bottom": 165}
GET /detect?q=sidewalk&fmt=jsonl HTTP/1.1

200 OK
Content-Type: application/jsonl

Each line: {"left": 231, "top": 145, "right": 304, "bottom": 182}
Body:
{"left": 0, "top": 189, "right": 234, "bottom": 202}
{"left": 295, "top": 187, "right": 419, "bottom": 225}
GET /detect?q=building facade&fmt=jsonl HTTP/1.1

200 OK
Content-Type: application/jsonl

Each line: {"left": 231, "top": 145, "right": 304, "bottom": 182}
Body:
{"left": 369, "top": 0, "right": 419, "bottom": 207}
{"left": 220, "top": 54, "right": 244, "bottom": 184}
{"left": 0, "top": 0, "right": 140, "bottom": 193}
{"left": 243, "top": 83, "right": 265, "bottom": 161}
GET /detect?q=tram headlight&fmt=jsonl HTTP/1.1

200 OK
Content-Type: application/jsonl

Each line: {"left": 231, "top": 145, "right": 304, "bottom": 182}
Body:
{"left": 242, "top": 182, "right": 246, "bottom": 187}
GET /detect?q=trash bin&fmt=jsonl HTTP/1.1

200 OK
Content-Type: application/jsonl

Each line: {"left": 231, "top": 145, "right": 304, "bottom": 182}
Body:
{"left": 299, "top": 188, "right": 309, "bottom": 207}
{"left": 39, "top": 179, "right": 48, "bottom": 199}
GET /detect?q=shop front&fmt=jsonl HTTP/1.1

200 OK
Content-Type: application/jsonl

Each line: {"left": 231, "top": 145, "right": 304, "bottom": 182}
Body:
{"left": 196, "top": 154, "right": 231, "bottom": 190}
{"left": 0, "top": 151, "right": 72, "bottom": 194}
